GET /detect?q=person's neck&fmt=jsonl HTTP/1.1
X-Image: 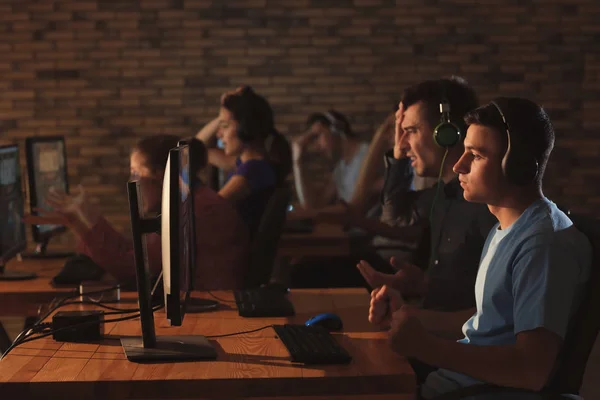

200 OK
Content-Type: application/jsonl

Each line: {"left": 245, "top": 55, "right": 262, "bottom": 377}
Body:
{"left": 240, "top": 147, "right": 265, "bottom": 163}
{"left": 488, "top": 188, "right": 544, "bottom": 230}
{"left": 341, "top": 137, "right": 360, "bottom": 163}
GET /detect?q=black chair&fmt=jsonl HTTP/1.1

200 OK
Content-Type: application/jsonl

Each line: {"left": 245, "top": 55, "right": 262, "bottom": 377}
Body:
{"left": 420, "top": 213, "right": 600, "bottom": 400}
{"left": 0, "top": 322, "right": 11, "bottom": 354}
{"left": 243, "top": 185, "right": 292, "bottom": 289}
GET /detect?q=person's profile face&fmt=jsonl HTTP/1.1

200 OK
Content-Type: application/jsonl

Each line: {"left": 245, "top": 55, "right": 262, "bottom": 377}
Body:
{"left": 217, "top": 107, "right": 243, "bottom": 157}
{"left": 312, "top": 121, "right": 335, "bottom": 157}
{"left": 129, "top": 151, "right": 163, "bottom": 214}
{"left": 400, "top": 102, "right": 439, "bottom": 177}
{"left": 453, "top": 124, "right": 508, "bottom": 205}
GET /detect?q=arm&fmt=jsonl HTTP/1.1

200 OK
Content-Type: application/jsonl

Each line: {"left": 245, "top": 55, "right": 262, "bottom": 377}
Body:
{"left": 350, "top": 113, "right": 395, "bottom": 213}
{"left": 196, "top": 118, "right": 237, "bottom": 170}
{"left": 218, "top": 174, "right": 252, "bottom": 204}
{"left": 195, "top": 117, "right": 220, "bottom": 144}
{"left": 380, "top": 151, "right": 418, "bottom": 227}
{"left": 411, "top": 306, "right": 475, "bottom": 339}
{"left": 77, "top": 217, "right": 162, "bottom": 283}
{"left": 351, "top": 213, "right": 425, "bottom": 242}
{"left": 411, "top": 327, "right": 561, "bottom": 391}
{"left": 391, "top": 238, "right": 589, "bottom": 391}
{"left": 207, "top": 148, "right": 237, "bottom": 171}
{"left": 292, "top": 131, "right": 336, "bottom": 209}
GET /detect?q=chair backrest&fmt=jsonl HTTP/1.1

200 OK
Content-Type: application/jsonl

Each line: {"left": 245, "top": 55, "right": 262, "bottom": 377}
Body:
{"left": 548, "top": 213, "right": 600, "bottom": 394}
{"left": 243, "top": 185, "right": 292, "bottom": 289}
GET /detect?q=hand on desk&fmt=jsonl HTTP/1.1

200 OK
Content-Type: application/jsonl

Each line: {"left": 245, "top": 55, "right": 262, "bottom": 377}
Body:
{"left": 357, "top": 257, "right": 427, "bottom": 297}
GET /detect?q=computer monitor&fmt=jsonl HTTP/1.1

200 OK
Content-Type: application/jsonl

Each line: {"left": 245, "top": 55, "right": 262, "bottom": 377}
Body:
{"left": 161, "top": 142, "right": 195, "bottom": 326}
{"left": 0, "top": 144, "right": 35, "bottom": 280}
{"left": 24, "top": 136, "right": 73, "bottom": 258}
{"left": 120, "top": 144, "right": 216, "bottom": 362}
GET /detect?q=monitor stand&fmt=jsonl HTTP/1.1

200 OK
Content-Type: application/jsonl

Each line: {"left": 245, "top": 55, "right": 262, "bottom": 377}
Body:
{"left": 121, "top": 335, "right": 217, "bottom": 362}
{"left": 0, "top": 260, "right": 37, "bottom": 281}
{"left": 187, "top": 298, "right": 220, "bottom": 313}
{"left": 121, "top": 200, "right": 217, "bottom": 362}
{"left": 21, "top": 240, "right": 75, "bottom": 259}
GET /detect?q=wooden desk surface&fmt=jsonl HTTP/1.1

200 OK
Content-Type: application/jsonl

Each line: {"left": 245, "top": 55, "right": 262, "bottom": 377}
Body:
{"left": 0, "top": 289, "right": 415, "bottom": 399}
{"left": 0, "top": 258, "right": 72, "bottom": 316}
{"left": 279, "top": 223, "right": 351, "bottom": 258}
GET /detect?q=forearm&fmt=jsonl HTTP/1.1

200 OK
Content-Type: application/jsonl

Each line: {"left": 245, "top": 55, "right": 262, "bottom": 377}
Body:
{"left": 208, "top": 148, "right": 237, "bottom": 171}
{"left": 417, "top": 336, "right": 542, "bottom": 390}
{"left": 380, "top": 154, "right": 417, "bottom": 227}
{"left": 413, "top": 307, "right": 474, "bottom": 338}
{"left": 196, "top": 117, "right": 220, "bottom": 144}
{"left": 356, "top": 215, "right": 424, "bottom": 243}
{"left": 350, "top": 131, "right": 390, "bottom": 213}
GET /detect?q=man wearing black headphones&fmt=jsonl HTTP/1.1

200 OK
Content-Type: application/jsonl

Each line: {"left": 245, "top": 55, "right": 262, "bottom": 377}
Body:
{"left": 333, "top": 77, "right": 497, "bottom": 313}
{"left": 370, "top": 97, "right": 591, "bottom": 398}
{"left": 292, "top": 110, "right": 375, "bottom": 210}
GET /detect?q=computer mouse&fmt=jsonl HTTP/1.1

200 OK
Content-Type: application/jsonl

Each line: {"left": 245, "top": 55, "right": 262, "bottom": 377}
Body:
{"left": 305, "top": 312, "right": 343, "bottom": 331}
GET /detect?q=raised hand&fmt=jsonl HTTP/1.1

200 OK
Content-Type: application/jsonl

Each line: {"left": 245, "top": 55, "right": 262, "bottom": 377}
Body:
{"left": 356, "top": 260, "right": 397, "bottom": 289}
{"left": 368, "top": 284, "right": 404, "bottom": 328}
{"left": 393, "top": 102, "right": 407, "bottom": 160}
{"left": 389, "top": 256, "right": 427, "bottom": 297}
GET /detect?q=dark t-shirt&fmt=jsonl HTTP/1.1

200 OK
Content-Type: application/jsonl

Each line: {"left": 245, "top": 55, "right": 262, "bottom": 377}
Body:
{"left": 228, "top": 158, "right": 276, "bottom": 236}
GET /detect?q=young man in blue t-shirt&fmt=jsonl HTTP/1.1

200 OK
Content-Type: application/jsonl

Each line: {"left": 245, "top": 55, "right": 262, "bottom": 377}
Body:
{"left": 369, "top": 97, "right": 592, "bottom": 398}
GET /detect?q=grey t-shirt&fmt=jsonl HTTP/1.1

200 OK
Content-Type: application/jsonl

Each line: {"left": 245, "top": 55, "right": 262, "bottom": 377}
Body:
{"left": 332, "top": 142, "right": 369, "bottom": 203}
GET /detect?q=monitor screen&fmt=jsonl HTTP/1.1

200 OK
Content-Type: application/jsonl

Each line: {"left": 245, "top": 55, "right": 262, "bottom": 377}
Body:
{"left": 161, "top": 144, "right": 195, "bottom": 326}
{"left": 0, "top": 145, "right": 27, "bottom": 263}
{"left": 25, "top": 137, "right": 69, "bottom": 240}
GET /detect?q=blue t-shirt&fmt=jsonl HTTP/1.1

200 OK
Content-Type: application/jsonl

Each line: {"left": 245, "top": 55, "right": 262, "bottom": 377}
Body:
{"left": 228, "top": 158, "right": 276, "bottom": 236}
{"left": 422, "top": 198, "right": 592, "bottom": 399}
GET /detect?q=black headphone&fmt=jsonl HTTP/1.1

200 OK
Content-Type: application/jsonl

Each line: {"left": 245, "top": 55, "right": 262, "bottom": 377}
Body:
{"left": 490, "top": 101, "right": 539, "bottom": 186}
{"left": 432, "top": 99, "right": 462, "bottom": 148}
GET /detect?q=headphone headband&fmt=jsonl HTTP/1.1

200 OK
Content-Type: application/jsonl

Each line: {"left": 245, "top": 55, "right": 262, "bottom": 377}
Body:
{"left": 491, "top": 100, "right": 539, "bottom": 185}
{"left": 321, "top": 110, "right": 346, "bottom": 136}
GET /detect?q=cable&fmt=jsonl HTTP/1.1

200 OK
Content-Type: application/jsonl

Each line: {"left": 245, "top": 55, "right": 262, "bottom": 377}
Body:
{"left": 17, "top": 313, "right": 144, "bottom": 346}
{"left": 427, "top": 148, "right": 450, "bottom": 269}
{"left": 205, "top": 325, "right": 273, "bottom": 339}
{"left": 207, "top": 291, "right": 235, "bottom": 303}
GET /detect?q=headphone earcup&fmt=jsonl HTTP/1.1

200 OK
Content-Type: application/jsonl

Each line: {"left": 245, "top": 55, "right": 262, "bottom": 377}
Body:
{"left": 433, "top": 121, "right": 461, "bottom": 147}
{"left": 502, "top": 150, "right": 539, "bottom": 186}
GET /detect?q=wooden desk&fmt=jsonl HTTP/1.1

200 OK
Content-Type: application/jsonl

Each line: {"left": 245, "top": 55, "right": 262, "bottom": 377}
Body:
{"left": 0, "top": 258, "right": 71, "bottom": 316}
{"left": 279, "top": 223, "right": 352, "bottom": 258}
{"left": 0, "top": 289, "right": 415, "bottom": 399}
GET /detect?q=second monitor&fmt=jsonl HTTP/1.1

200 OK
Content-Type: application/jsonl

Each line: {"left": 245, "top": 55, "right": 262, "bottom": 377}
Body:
{"left": 24, "top": 136, "right": 73, "bottom": 258}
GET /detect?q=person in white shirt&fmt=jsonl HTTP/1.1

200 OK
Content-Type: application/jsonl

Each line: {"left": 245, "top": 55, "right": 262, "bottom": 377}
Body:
{"left": 292, "top": 110, "right": 373, "bottom": 210}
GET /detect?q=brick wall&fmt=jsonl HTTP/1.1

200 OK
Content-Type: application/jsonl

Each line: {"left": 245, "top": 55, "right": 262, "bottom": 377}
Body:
{"left": 1, "top": 0, "right": 600, "bottom": 245}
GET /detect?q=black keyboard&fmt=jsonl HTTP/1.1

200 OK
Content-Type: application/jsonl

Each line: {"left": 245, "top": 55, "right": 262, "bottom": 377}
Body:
{"left": 234, "top": 289, "right": 295, "bottom": 317}
{"left": 273, "top": 324, "right": 352, "bottom": 365}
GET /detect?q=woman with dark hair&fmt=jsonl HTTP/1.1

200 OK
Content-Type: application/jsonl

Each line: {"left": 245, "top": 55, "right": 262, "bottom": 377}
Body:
{"left": 27, "top": 134, "right": 249, "bottom": 290}
{"left": 196, "top": 86, "right": 292, "bottom": 236}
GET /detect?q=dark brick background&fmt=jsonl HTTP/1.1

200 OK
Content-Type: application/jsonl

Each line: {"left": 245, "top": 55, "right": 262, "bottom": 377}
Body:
{"left": 1, "top": 0, "right": 599, "bottom": 245}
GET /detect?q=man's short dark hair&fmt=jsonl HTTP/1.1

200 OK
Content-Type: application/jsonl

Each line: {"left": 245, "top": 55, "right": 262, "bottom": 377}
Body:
{"left": 464, "top": 97, "right": 555, "bottom": 187}
{"left": 401, "top": 76, "right": 479, "bottom": 135}
{"left": 306, "top": 110, "right": 354, "bottom": 138}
